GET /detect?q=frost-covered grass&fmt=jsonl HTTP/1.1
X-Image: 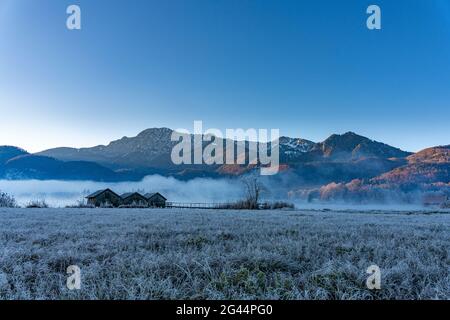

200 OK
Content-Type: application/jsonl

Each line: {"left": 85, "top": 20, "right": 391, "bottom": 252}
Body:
{"left": 0, "top": 208, "right": 448, "bottom": 300}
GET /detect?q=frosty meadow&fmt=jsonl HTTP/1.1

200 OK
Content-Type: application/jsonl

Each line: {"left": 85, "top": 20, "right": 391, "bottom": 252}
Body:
{"left": 0, "top": 207, "right": 448, "bottom": 299}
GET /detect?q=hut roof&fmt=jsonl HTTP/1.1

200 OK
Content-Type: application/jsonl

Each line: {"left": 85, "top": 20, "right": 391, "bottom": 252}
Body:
{"left": 86, "top": 188, "right": 120, "bottom": 199}
{"left": 144, "top": 192, "right": 167, "bottom": 200}
{"left": 120, "top": 192, "right": 146, "bottom": 200}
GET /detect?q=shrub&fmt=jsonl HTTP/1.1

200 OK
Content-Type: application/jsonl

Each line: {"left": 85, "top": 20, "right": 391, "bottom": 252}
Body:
{"left": 217, "top": 200, "right": 294, "bottom": 210}
{"left": 0, "top": 191, "right": 17, "bottom": 208}
{"left": 261, "top": 201, "right": 295, "bottom": 210}
{"left": 26, "top": 200, "right": 49, "bottom": 209}
{"left": 66, "top": 199, "right": 95, "bottom": 208}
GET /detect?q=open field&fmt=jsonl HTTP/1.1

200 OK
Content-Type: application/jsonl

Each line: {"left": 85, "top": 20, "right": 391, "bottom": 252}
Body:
{"left": 0, "top": 208, "right": 449, "bottom": 300}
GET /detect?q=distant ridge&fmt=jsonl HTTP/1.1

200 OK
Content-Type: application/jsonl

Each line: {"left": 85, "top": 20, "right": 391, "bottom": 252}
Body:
{"left": 2, "top": 128, "right": 446, "bottom": 192}
{"left": 313, "top": 132, "right": 411, "bottom": 160}
{"left": 37, "top": 128, "right": 411, "bottom": 168}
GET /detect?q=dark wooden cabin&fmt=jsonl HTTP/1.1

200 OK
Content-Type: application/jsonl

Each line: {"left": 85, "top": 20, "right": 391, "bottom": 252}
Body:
{"left": 86, "top": 189, "right": 122, "bottom": 207}
{"left": 120, "top": 192, "right": 148, "bottom": 206}
{"left": 145, "top": 192, "right": 167, "bottom": 207}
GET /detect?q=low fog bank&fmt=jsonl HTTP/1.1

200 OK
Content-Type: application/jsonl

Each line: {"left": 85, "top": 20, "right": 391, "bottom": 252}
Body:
{"left": 0, "top": 175, "right": 441, "bottom": 210}
{"left": 0, "top": 176, "right": 244, "bottom": 207}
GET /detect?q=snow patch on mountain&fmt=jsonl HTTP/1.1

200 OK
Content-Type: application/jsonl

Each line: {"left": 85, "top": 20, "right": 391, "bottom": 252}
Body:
{"left": 279, "top": 136, "right": 315, "bottom": 154}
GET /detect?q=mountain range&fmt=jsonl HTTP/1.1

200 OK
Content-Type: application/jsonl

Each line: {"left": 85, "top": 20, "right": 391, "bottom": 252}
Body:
{"left": 0, "top": 128, "right": 449, "bottom": 200}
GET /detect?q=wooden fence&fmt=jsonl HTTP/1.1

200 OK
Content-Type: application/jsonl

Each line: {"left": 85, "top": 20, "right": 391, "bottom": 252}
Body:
{"left": 165, "top": 202, "right": 268, "bottom": 209}
{"left": 166, "top": 202, "right": 227, "bottom": 209}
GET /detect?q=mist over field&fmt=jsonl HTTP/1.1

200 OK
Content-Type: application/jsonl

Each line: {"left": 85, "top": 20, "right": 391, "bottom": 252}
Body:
{"left": 0, "top": 175, "right": 438, "bottom": 210}
{"left": 0, "top": 176, "right": 244, "bottom": 207}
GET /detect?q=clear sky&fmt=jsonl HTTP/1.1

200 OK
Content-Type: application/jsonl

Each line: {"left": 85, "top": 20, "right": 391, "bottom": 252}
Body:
{"left": 0, "top": 0, "right": 449, "bottom": 152}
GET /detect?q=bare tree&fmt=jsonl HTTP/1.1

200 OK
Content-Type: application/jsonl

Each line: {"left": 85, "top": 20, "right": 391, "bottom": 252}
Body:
{"left": 243, "top": 177, "right": 264, "bottom": 209}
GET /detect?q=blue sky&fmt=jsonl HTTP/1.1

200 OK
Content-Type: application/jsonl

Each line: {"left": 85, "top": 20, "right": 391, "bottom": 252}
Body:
{"left": 0, "top": 0, "right": 449, "bottom": 152}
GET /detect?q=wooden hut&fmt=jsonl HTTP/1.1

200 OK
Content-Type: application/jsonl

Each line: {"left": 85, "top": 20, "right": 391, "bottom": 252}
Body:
{"left": 145, "top": 192, "right": 167, "bottom": 207}
{"left": 120, "top": 192, "right": 148, "bottom": 206}
{"left": 86, "top": 189, "right": 122, "bottom": 207}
